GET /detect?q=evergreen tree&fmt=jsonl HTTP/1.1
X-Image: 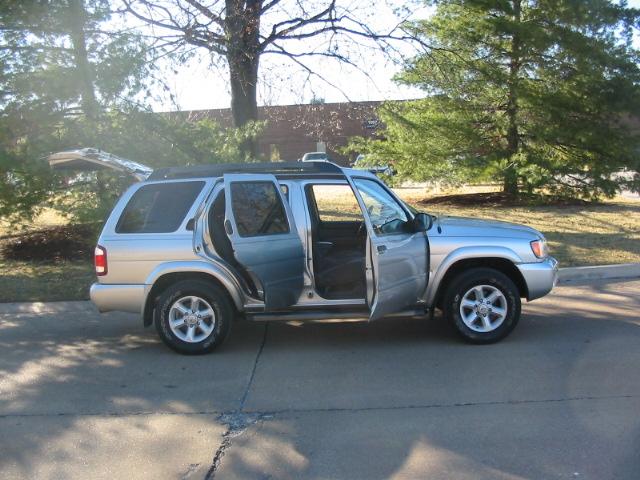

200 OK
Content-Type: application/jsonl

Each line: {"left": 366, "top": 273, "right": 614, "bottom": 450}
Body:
{"left": 0, "top": 1, "right": 255, "bottom": 224}
{"left": 0, "top": 0, "right": 151, "bottom": 221}
{"left": 354, "top": 0, "right": 640, "bottom": 198}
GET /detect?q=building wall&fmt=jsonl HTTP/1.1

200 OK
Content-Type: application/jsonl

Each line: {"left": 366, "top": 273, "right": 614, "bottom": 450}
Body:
{"left": 183, "top": 101, "right": 384, "bottom": 166}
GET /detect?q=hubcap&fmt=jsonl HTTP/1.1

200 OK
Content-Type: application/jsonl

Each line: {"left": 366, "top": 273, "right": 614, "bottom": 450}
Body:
{"left": 168, "top": 296, "right": 216, "bottom": 343}
{"left": 459, "top": 285, "right": 508, "bottom": 333}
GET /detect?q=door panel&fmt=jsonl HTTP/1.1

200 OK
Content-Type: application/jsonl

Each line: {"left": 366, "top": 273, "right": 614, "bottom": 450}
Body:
{"left": 224, "top": 174, "right": 304, "bottom": 310}
{"left": 368, "top": 232, "right": 429, "bottom": 320}
{"left": 347, "top": 177, "right": 429, "bottom": 320}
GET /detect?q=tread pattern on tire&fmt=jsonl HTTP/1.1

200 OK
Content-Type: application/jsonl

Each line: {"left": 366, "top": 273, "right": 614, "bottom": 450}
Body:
{"left": 443, "top": 267, "right": 521, "bottom": 344}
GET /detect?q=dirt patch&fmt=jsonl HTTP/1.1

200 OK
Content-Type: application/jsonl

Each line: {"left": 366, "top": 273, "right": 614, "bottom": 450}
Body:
{"left": 419, "top": 192, "right": 591, "bottom": 207}
{"left": 1, "top": 224, "right": 97, "bottom": 262}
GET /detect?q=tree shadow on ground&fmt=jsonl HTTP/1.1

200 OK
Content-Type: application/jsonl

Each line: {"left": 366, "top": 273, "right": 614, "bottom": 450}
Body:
{"left": 1, "top": 281, "right": 640, "bottom": 479}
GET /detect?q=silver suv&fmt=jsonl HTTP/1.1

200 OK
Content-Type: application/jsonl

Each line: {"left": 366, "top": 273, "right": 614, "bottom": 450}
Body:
{"left": 50, "top": 149, "right": 558, "bottom": 354}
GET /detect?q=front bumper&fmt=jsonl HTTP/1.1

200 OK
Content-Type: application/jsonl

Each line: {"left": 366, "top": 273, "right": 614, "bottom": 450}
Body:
{"left": 517, "top": 257, "right": 559, "bottom": 301}
{"left": 90, "top": 283, "right": 146, "bottom": 314}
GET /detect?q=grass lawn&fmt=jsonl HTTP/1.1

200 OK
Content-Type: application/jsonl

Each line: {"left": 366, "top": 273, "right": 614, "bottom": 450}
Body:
{"left": 0, "top": 259, "right": 94, "bottom": 303}
{"left": 0, "top": 210, "right": 94, "bottom": 303}
{"left": 396, "top": 189, "right": 640, "bottom": 268}
{"left": 1, "top": 192, "right": 639, "bottom": 303}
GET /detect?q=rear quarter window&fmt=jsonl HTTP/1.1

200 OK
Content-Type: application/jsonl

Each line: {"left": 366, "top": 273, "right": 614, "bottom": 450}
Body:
{"left": 116, "top": 181, "right": 205, "bottom": 234}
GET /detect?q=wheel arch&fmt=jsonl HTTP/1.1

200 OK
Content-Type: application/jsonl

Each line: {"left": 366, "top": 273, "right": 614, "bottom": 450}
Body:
{"left": 142, "top": 262, "right": 245, "bottom": 327}
{"left": 429, "top": 251, "right": 529, "bottom": 309}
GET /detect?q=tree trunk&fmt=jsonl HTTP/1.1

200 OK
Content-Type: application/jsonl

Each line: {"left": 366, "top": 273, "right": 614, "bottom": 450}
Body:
{"left": 225, "top": 0, "right": 262, "bottom": 158}
{"left": 504, "top": 0, "right": 522, "bottom": 196}
{"left": 68, "top": 0, "right": 98, "bottom": 120}
{"left": 228, "top": 53, "right": 259, "bottom": 129}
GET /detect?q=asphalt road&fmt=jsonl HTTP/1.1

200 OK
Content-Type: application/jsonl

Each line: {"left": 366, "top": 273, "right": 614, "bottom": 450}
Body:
{"left": 1, "top": 279, "right": 639, "bottom": 480}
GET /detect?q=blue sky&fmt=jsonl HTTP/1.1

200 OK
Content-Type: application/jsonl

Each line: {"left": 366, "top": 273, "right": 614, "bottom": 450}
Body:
{"left": 150, "top": 1, "right": 640, "bottom": 112}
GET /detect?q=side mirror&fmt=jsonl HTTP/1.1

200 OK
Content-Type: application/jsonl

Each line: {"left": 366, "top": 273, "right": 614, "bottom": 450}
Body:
{"left": 412, "top": 213, "right": 432, "bottom": 232}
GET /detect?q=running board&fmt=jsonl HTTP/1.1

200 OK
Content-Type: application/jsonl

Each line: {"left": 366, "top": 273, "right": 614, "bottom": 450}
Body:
{"left": 246, "top": 309, "right": 426, "bottom": 322}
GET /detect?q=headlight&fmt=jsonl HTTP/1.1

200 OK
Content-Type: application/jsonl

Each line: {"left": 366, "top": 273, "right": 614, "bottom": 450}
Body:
{"left": 530, "top": 238, "right": 548, "bottom": 258}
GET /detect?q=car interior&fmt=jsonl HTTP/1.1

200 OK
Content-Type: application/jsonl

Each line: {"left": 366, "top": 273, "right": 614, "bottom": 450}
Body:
{"left": 305, "top": 183, "right": 367, "bottom": 299}
{"left": 208, "top": 183, "right": 368, "bottom": 301}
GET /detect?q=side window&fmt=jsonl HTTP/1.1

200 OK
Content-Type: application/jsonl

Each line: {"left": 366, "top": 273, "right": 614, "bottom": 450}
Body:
{"left": 353, "top": 178, "right": 409, "bottom": 235}
{"left": 309, "top": 184, "right": 364, "bottom": 222}
{"left": 230, "top": 181, "right": 289, "bottom": 237}
{"left": 116, "top": 181, "right": 204, "bottom": 234}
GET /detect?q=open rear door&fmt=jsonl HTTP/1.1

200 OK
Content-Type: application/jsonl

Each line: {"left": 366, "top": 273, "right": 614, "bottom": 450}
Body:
{"left": 47, "top": 148, "right": 152, "bottom": 181}
{"left": 347, "top": 176, "right": 429, "bottom": 320}
{"left": 223, "top": 173, "right": 305, "bottom": 310}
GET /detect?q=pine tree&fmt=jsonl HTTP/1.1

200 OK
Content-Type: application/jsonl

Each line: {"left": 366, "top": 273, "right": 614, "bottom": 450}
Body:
{"left": 0, "top": 0, "right": 154, "bottom": 220}
{"left": 358, "top": 0, "right": 640, "bottom": 198}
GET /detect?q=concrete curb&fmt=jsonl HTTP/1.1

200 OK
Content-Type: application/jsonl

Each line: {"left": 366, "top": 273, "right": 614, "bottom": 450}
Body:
{"left": 0, "top": 300, "right": 96, "bottom": 315}
{"left": 558, "top": 263, "right": 640, "bottom": 284}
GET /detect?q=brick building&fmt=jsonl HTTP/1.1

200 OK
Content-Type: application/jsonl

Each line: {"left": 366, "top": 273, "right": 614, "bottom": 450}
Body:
{"left": 181, "top": 101, "right": 384, "bottom": 166}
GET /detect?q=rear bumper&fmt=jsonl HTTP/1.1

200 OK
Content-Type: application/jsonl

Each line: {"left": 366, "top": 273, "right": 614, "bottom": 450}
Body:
{"left": 517, "top": 257, "right": 559, "bottom": 301}
{"left": 90, "top": 283, "right": 146, "bottom": 314}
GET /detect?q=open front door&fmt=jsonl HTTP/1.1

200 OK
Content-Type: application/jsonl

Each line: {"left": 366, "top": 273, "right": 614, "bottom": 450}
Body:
{"left": 348, "top": 177, "right": 429, "bottom": 320}
{"left": 47, "top": 148, "right": 153, "bottom": 181}
{"left": 224, "top": 174, "right": 305, "bottom": 310}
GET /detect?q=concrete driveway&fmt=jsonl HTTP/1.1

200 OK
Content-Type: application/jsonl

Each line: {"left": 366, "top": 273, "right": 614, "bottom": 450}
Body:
{"left": 1, "top": 279, "right": 639, "bottom": 480}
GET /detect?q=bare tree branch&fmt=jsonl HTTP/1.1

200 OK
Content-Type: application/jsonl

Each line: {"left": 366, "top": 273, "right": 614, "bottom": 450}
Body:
{"left": 120, "top": 0, "right": 431, "bottom": 136}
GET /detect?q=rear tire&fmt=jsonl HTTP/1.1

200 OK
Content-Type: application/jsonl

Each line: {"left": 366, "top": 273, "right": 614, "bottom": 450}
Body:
{"left": 154, "top": 280, "right": 233, "bottom": 355}
{"left": 442, "top": 267, "right": 521, "bottom": 344}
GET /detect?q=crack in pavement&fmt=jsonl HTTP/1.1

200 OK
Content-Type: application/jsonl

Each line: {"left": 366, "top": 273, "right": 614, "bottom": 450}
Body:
{"left": 239, "top": 323, "right": 269, "bottom": 412}
{"left": 205, "top": 323, "right": 269, "bottom": 480}
{"left": 2, "top": 392, "right": 638, "bottom": 420}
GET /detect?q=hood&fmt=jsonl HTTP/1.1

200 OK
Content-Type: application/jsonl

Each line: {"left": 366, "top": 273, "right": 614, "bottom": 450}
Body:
{"left": 434, "top": 215, "right": 542, "bottom": 239}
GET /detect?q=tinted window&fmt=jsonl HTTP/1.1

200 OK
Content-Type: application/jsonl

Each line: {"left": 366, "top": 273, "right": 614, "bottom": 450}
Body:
{"left": 116, "top": 181, "right": 204, "bottom": 234}
{"left": 354, "top": 178, "right": 408, "bottom": 235}
{"left": 310, "top": 184, "right": 363, "bottom": 222}
{"left": 230, "top": 181, "right": 289, "bottom": 237}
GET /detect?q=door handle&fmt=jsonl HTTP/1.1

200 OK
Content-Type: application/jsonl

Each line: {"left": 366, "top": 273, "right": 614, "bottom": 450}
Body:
{"left": 377, "top": 245, "right": 387, "bottom": 254}
{"left": 224, "top": 219, "right": 234, "bottom": 235}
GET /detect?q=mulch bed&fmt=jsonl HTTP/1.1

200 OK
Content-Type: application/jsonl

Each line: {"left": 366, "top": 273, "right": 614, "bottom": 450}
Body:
{"left": 418, "top": 192, "right": 591, "bottom": 207}
{"left": 1, "top": 224, "right": 97, "bottom": 262}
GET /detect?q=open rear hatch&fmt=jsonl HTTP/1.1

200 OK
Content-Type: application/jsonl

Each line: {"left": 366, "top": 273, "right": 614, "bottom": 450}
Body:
{"left": 47, "top": 148, "right": 153, "bottom": 181}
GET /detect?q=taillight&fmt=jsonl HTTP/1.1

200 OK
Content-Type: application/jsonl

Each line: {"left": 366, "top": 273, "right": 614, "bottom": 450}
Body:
{"left": 95, "top": 245, "right": 107, "bottom": 276}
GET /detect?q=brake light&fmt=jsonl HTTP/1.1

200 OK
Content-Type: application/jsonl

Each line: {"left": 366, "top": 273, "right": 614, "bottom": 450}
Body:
{"left": 95, "top": 245, "right": 107, "bottom": 276}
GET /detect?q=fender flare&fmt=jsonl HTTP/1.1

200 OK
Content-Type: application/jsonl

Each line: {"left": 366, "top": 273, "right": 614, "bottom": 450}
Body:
{"left": 142, "top": 261, "right": 246, "bottom": 318}
{"left": 425, "top": 246, "right": 523, "bottom": 306}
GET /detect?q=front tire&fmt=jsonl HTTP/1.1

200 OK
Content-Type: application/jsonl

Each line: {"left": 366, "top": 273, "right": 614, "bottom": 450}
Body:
{"left": 443, "top": 268, "right": 521, "bottom": 344}
{"left": 154, "top": 280, "right": 233, "bottom": 355}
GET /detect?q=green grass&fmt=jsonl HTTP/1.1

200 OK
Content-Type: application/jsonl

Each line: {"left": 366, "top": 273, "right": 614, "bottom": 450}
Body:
{"left": 0, "top": 260, "right": 94, "bottom": 303}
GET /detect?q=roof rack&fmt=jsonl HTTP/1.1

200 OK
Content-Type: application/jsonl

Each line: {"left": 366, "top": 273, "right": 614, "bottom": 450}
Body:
{"left": 148, "top": 161, "right": 344, "bottom": 180}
